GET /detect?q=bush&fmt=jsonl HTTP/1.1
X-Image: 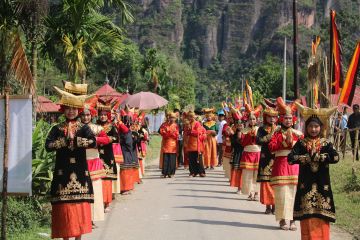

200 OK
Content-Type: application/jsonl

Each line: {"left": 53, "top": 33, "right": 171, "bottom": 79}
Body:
{"left": 0, "top": 197, "right": 51, "bottom": 236}
{"left": 344, "top": 172, "right": 360, "bottom": 193}
{"left": 32, "top": 120, "right": 55, "bottom": 195}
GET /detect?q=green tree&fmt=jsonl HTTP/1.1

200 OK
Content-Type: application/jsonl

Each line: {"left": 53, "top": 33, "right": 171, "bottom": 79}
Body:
{"left": 43, "top": 0, "right": 134, "bottom": 83}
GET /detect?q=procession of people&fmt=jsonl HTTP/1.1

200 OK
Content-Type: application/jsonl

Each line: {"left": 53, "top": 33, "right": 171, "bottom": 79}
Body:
{"left": 44, "top": 80, "right": 342, "bottom": 240}
{"left": 156, "top": 96, "right": 340, "bottom": 240}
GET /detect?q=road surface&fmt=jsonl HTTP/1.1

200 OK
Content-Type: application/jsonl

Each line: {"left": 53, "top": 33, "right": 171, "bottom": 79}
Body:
{"left": 84, "top": 166, "right": 352, "bottom": 240}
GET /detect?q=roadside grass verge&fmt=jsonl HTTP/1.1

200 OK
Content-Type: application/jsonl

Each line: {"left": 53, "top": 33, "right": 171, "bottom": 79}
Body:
{"left": 330, "top": 154, "right": 360, "bottom": 239}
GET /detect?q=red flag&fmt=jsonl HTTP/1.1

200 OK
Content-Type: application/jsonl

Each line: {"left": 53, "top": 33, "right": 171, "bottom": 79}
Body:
{"left": 330, "top": 10, "right": 343, "bottom": 94}
{"left": 339, "top": 42, "right": 360, "bottom": 106}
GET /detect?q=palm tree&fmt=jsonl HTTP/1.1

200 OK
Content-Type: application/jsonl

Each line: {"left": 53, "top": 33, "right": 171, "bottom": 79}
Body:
{"left": 44, "top": 0, "right": 134, "bottom": 83}
{"left": 0, "top": 0, "right": 34, "bottom": 93}
{"left": 18, "top": 0, "right": 49, "bottom": 90}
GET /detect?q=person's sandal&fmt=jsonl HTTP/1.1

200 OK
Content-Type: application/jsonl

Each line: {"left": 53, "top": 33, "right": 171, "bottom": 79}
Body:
{"left": 289, "top": 221, "right": 297, "bottom": 231}
{"left": 279, "top": 220, "right": 289, "bottom": 231}
{"left": 200, "top": 173, "right": 206, "bottom": 177}
{"left": 247, "top": 194, "right": 253, "bottom": 201}
{"left": 252, "top": 193, "right": 259, "bottom": 201}
{"left": 265, "top": 208, "right": 272, "bottom": 214}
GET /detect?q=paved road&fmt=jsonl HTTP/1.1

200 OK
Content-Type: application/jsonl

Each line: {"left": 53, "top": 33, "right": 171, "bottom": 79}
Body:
{"left": 85, "top": 166, "right": 352, "bottom": 240}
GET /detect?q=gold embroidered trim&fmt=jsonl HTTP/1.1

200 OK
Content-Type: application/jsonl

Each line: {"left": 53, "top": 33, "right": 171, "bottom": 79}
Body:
{"left": 259, "top": 160, "right": 274, "bottom": 177}
{"left": 52, "top": 194, "right": 94, "bottom": 202}
{"left": 77, "top": 137, "right": 94, "bottom": 148}
{"left": 300, "top": 183, "right": 332, "bottom": 215}
{"left": 58, "top": 172, "right": 89, "bottom": 196}
{"left": 294, "top": 209, "right": 335, "bottom": 220}
{"left": 52, "top": 138, "right": 67, "bottom": 149}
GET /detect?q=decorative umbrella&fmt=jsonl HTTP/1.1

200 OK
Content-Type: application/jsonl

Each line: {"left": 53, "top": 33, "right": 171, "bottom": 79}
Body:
{"left": 122, "top": 91, "right": 168, "bottom": 110}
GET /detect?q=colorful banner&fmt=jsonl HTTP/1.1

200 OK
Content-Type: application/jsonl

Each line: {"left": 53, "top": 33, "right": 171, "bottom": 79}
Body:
{"left": 339, "top": 42, "right": 360, "bottom": 106}
{"left": 330, "top": 10, "right": 343, "bottom": 94}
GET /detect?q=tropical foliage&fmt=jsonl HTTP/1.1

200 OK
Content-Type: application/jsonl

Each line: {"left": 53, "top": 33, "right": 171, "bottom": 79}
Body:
{"left": 32, "top": 119, "right": 55, "bottom": 195}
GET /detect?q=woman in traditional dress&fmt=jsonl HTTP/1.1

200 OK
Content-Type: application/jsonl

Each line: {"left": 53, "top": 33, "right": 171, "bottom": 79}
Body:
{"left": 222, "top": 114, "right": 234, "bottom": 180}
{"left": 184, "top": 111, "right": 207, "bottom": 177}
{"left": 111, "top": 108, "right": 122, "bottom": 195}
{"left": 46, "top": 86, "right": 95, "bottom": 240}
{"left": 256, "top": 100, "right": 278, "bottom": 214}
{"left": 97, "top": 100, "right": 119, "bottom": 212}
{"left": 268, "top": 97, "right": 303, "bottom": 231}
{"left": 119, "top": 110, "right": 139, "bottom": 195}
{"left": 229, "top": 119, "right": 244, "bottom": 193}
{"left": 288, "top": 103, "right": 338, "bottom": 240}
{"left": 203, "top": 108, "right": 218, "bottom": 169}
{"left": 80, "top": 98, "right": 109, "bottom": 225}
{"left": 159, "top": 112, "right": 179, "bottom": 177}
{"left": 239, "top": 104, "right": 262, "bottom": 200}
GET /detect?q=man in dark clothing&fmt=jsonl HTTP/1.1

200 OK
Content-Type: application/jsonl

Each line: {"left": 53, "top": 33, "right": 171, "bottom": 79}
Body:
{"left": 347, "top": 104, "right": 360, "bottom": 160}
{"left": 174, "top": 109, "right": 184, "bottom": 166}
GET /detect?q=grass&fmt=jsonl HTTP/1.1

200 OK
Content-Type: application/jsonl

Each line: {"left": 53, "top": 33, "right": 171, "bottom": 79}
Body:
{"left": 146, "top": 134, "right": 162, "bottom": 165}
{"left": 9, "top": 226, "right": 51, "bottom": 240}
{"left": 330, "top": 154, "right": 360, "bottom": 239}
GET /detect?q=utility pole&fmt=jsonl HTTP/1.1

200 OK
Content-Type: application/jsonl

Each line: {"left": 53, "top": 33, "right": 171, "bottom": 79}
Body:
{"left": 283, "top": 37, "right": 287, "bottom": 101}
{"left": 293, "top": 0, "right": 300, "bottom": 99}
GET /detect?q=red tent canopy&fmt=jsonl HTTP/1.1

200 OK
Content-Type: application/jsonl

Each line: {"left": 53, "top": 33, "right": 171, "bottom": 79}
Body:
{"left": 331, "top": 86, "right": 360, "bottom": 113}
{"left": 94, "top": 83, "right": 123, "bottom": 97}
{"left": 36, "top": 96, "right": 60, "bottom": 113}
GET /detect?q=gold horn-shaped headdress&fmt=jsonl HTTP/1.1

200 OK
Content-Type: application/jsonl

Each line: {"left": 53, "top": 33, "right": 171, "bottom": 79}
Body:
{"left": 63, "top": 81, "right": 88, "bottom": 95}
{"left": 54, "top": 86, "right": 88, "bottom": 108}
{"left": 295, "top": 102, "right": 337, "bottom": 136}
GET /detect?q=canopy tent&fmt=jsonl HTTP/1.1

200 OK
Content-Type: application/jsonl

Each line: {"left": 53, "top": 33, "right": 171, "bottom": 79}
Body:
{"left": 94, "top": 83, "right": 123, "bottom": 98}
{"left": 36, "top": 96, "right": 59, "bottom": 113}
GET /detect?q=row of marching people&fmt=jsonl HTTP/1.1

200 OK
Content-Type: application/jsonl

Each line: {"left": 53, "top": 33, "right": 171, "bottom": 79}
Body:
{"left": 221, "top": 96, "right": 339, "bottom": 239}
{"left": 159, "top": 110, "right": 218, "bottom": 178}
{"left": 45, "top": 82, "right": 149, "bottom": 240}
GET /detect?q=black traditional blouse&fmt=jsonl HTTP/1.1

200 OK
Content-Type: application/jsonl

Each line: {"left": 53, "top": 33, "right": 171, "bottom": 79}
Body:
{"left": 45, "top": 120, "right": 96, "bottom": 204}
{"left": 98, "top": 122, "right": 118, "bottom": 180}
{"left": 231, "top": 128, "right": 243, "bottom": 170}
{"left": 256, "top": 125, "right": 276, "bottom": 182}
{"left": 288, "top": 138, "right": 339, "bottom": 222}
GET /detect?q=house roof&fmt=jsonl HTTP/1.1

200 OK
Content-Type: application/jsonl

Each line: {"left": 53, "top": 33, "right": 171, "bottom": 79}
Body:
{"left": 36, "top": 96, "right": 60, "bottom": 113}
{"left": 94, "top": 83, "right": 123, "bottom": 97}
{"left": 331, "top": 86, "right": 360, "bottom": 113}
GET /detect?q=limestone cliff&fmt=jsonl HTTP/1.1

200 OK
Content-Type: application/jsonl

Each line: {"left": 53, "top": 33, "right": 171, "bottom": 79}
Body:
{"left": 127, "top": 0, "right": 354, "bottom": 68}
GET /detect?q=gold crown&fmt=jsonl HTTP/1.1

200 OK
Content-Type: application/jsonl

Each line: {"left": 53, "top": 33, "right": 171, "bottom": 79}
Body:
{"left": 295, "top": 102, "right": 337, "bottom": 135}
{"left": 64, "top": 81, "right": 88, "bottom": 95}
{"left": 54, "top": 86, "right": 88, "bottom": 108}
{"left": 263, "top": 107, "right": 278, "bottom": 117}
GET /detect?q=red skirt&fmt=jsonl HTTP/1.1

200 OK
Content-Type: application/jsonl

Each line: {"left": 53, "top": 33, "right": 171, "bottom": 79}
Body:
{"left": 300, "top": 218, "right": 330, "bottom": 240}
{"left": 102, "top": 180, "right": 113, "bottom": 204}
{"left": 51, "top": 202, "right": 92, "bottom": 239}
{"left": 260, "top": 182, "right": 275, "bottom": 205}
{"left": 132, "top": 168, "right": 140, "bottom": 183}
{"left": 230, "top": 169, "right": 242, "bottom": 188}
{"left": 120, "top": 168, "right": 135, "bottom": 192}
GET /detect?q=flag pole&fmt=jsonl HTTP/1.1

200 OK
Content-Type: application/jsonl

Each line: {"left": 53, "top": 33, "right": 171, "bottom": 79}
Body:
{"left": 283, "top": 37, "right": 287, "bottom": 101}
{"left": 1, "top": 86, "right": 10, "bottom": 240}
{"left": 293, "top": 0, "right": 300, "bottom": 99}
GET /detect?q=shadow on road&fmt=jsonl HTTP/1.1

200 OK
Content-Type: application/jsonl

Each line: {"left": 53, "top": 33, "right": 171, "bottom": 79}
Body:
{"left": 175, "top": 219, "right": 279, "bottom": 230}
{"left": 174, "top": 194, "right": 246, "bottom": 201}
{"left": 176, "top": 205, "right": 264, "bottom": 215}
{"left": 168, "top": 182, "right": 228, "bottom": 186}
{"left": 176, "top": 189, "right": 235, "bottom": 194}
